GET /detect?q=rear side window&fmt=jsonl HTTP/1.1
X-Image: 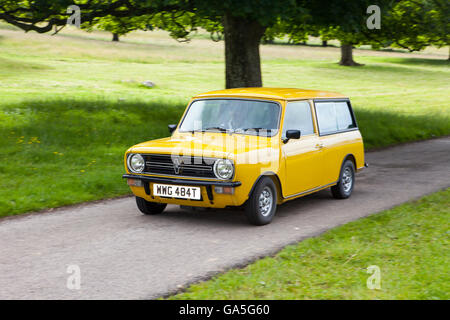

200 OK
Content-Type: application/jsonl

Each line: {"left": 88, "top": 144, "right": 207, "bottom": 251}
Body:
{"left": 315, "top": 101, "right": 356, "bottom": 135}
{"left": 335, "top": 102, "right": 355, "bottom": 130}
{"left": 282, "top": 101, "right": 315, "bottom": 139}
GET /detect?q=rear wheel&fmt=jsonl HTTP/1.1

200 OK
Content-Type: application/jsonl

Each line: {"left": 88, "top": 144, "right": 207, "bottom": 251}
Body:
{"left": 245, "top": 177, "right": 277, "bottom": 226}
{"left": 136, "top": 197, "right": 167, "bottom": 215}
{"left": 331, "top": 160, "right": 355, "bottom": 199}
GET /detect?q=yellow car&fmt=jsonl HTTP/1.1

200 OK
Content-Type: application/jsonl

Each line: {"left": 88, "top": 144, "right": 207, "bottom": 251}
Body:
{"left": 123, "top": 88, "right": 366, "bottom": 225}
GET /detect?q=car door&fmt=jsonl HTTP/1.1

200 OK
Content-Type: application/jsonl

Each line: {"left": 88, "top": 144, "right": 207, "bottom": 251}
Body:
{"left": 281, "top": 100, "right": 323, "bottom": 197}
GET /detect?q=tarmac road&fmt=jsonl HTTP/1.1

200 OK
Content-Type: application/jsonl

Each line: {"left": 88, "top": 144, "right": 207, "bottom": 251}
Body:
{"left": 0, "top": 137, "right": 449, "bottom": 299}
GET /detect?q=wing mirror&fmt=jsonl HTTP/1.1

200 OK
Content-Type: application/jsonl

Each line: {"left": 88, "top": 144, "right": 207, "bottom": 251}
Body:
{"left": 283, "top": 130, "right": 301, "bottom": 144}
{"left": 168, "top": 124, "right": 177, "bottom": 133}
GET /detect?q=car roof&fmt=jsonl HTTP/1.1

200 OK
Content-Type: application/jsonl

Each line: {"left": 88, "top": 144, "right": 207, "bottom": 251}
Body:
{"left": 193, "top": 88, "right": 347, "bottom": 100}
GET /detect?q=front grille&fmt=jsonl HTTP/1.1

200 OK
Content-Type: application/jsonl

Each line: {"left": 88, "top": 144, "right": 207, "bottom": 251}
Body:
{"left": 142, "top": 154, "right": 216, "bottom": 178}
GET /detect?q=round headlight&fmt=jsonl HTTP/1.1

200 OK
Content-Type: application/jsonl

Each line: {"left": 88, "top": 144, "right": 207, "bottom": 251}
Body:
{"left": 213, "top": 159, "right": 234, "bottom": 180}
{"left": 128, "top": 154, "right": 145, "bottom": 173}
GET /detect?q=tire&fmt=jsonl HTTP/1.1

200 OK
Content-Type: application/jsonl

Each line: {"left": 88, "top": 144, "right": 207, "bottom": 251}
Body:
{"left": 245, "top": 177, "right": 278, "bottom": 226}
{"left": 136, "top": 197, "right": 167, "bottom": 215}
{"left": 331, "top": 160, "right": 355, "bottom": 199}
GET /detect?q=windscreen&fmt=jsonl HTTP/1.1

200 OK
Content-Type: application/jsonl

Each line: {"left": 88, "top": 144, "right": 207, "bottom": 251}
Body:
{"left": 179, "top": 99, "right": 280, "bottom": 136}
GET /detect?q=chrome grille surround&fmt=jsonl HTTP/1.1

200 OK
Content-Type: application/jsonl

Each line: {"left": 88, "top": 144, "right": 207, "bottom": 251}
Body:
{"left": 141, "top": 154, "right": 218, "bottom": 179}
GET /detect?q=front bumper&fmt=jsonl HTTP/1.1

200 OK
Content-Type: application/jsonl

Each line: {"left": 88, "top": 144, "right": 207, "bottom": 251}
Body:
{"left": 122, "top": 174, "right": 242, "bottom": 205}
{"left": 122, "top": 174, "right": 241, "bottom": 187}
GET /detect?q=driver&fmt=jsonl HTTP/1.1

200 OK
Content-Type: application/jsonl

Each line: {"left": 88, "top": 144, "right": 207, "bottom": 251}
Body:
{"left": 220, "top": 104, "right": 243, "bottom": 130}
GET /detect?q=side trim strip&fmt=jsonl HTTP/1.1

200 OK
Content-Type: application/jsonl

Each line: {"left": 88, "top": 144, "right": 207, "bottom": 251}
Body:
{"left": 284, "top": 181, "right": 338, "bottom": 199}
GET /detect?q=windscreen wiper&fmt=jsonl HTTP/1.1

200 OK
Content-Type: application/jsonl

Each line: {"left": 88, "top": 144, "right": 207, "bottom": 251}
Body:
{"left": 235, "top": 128, "right": 273, "bottom": 136}
{"left": 239, "top": 127, "right": 264, "bottom": 131}
{"left": 203, "top": 126, "right": 229, "bottom": 132}
{"left": 236, "top": 127, "right": 272, "bottom": 132}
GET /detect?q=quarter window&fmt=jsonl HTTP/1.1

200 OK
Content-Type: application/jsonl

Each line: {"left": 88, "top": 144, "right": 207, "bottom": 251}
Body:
{"left": 282, "top": 101, "right": 315, "bottom": 139}
{"left": 335, "top": 102, "right": 355, "bottom": 130}
{"left": 315, "top": 101, "right": 356, "bottom": 135}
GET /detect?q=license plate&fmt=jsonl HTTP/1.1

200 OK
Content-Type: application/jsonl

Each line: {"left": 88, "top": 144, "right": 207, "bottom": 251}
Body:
{"left": 153, "top": 183, "right": 201, "bottom": 200}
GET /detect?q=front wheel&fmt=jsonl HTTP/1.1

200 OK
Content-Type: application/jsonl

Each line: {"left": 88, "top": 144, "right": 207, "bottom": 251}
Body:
{"left": 136, "top": 197, "right": 167, "bottom": 215}
{"left": 245, "top": 177, "right": 278, "bottom": 226}
{"left": 331, "top": 160, "right": 355, "bottom": 199}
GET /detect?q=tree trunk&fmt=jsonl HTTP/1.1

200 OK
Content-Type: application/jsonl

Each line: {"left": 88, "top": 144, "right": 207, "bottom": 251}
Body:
{"left": 112, "top": 33, "right": 119, "bottom": 42}
{"left": 322, "top": 40, "right": 327, "bottom": 47}
{"left": 339, "top": 43, "right": 362, "bottom": 66}
{"left": 223, "top": 14, "right": 266, "bottom": 88}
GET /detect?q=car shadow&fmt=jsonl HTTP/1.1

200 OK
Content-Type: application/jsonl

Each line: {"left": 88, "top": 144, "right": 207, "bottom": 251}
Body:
{"left": 136, "top": 189, "right": 334, "bottom": 228}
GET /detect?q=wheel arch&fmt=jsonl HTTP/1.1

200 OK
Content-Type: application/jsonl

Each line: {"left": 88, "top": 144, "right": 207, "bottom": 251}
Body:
{"left": 248, "top": 171, "right": 284, "bottom": 204}
{"left": 343, "top": 153, "right": 356, "bottom": 168}
{"left": 337, "top": 154, "right": 356, "bottom": 181}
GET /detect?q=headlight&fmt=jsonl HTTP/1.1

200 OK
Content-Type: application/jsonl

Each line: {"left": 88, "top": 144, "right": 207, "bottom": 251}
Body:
{"left": 213, "top": 159, "right": 234, "bottom": 180}
{"left": 128, "top": 154, "right": 145, "bottom": 173}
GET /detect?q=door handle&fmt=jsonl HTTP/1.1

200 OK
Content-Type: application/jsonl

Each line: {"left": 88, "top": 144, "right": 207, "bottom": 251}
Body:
{"left": 315, "top": 143, "right": 324, "bottom": 149}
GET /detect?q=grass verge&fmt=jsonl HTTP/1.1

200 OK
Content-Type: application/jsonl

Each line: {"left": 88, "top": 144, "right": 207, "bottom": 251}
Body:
{"left": 168, "top": 189, "right": 450, "bottom": 300}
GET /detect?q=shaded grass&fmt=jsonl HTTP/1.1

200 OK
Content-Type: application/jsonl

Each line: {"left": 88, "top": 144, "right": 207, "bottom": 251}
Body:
{"left": 369, "top": 57, "right": 450, "bottom": 67}
{"left": 168, "top": 189, "right": 450, "bottom": 300}
{"left": 355, "top": 109, "right": 450, "bottom": 148}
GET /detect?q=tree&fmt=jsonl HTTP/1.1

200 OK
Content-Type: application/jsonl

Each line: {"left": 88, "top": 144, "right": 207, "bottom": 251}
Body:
{"left": 284, "top": 1, "right": 394, "bottom": 66}
{"left": 326, "top": 0, "right": 450, "bottom": 63}
{"left": 322, "top": 26, "right": 370, "bottom": 66}
{"left": 0, "top": 0, "right": 308, "bottom": 88}
{"left": 94, "top": 16, "right": 151, "bottom": 42}
{"left": 319, "top": 1, "right": 392, "bottom": 66}
{"left": 383, "top": 0, "right": 450, "bottom": 59}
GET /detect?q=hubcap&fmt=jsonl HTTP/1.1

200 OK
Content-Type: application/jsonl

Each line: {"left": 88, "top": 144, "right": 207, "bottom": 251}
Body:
{"left": 342, "top": 167, "right": 353, "bottom": 193}
{"left": 258, "top": 187, "right": 273, "bottom": 217}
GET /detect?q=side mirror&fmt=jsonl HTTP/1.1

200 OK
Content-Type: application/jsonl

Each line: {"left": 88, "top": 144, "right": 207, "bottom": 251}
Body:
{"left": 168, "top": 124, "right": 177, "bottom": 133}
{"left": 283, "top": 129, "right": 301, "bottom": 144}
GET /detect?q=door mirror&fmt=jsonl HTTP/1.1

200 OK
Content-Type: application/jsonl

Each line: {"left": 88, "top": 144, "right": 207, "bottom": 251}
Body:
{"left": 168, "top": 124, "right": 177, "bottom": 133}
{"left": 283, "top": 130, "right": 301, "bottom": 144}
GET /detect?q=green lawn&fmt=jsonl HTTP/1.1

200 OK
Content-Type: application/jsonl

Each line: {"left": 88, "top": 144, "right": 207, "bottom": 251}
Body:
{"left": 168, "top": 189, "right": 450, "bottom": 300}
{"left": 0, "top": 26, "right": 449, "bottom": 217}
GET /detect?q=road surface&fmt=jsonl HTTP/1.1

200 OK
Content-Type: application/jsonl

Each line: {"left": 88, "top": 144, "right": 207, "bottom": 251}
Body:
{"left": 0, "top": 137, "right": 449, "bottom": 299}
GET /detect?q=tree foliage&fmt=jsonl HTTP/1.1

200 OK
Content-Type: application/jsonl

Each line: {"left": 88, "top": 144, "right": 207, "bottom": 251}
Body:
{"left": 0, "top": 0, "right": 300, "bottom": 36}
{"left": 93, "top": 15, "right": 152, "bottom": 40}
{"left": 384, "top": 0, "right": 449, "bottom": 52}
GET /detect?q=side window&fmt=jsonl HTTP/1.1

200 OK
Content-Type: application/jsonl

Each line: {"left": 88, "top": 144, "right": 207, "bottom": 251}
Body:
{"left": 315, "top": 101, "right": 356, "bottom": 135}
{"left": 315, "top": 102, "right": 337, "bottom": 135}
{"left": 335, "top": 102, "right": 356, "bottom": 130}
{"left": 282, "top": 101, "right": 314, "bottom": 138}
